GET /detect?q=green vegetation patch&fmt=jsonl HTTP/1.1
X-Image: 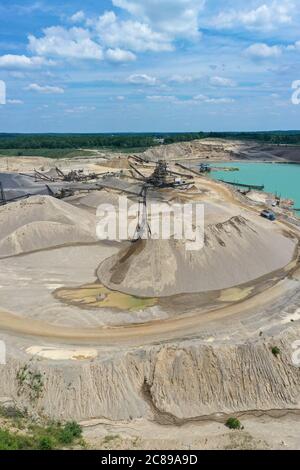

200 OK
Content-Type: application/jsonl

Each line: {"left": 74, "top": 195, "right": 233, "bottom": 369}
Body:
{"left": 0, "top": 428, "right": 34, "bottom": 450}
{"left": 271, "top": 346, "right": 281, "bottom": 357}
{"left": 225, "top": 417, "right": 243, "bottom": 430}
{"left": 16, "top": 364, "right": 44, "bottom": 401}
{"left": 0, "top": 406, "right": 84, "bottom": 451}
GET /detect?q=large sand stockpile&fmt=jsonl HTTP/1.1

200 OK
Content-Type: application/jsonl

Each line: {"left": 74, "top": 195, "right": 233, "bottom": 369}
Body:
{"left": 142, "top": 138, "right": 300, "bottom": 163}
{"left": 0, "top": 195, "right": 97, "bottom": 257}
{"left": 142, "top": 139, "right": 253, "bottom": 162}
{"left": 98, "top": 216, "right": 297, "bottom": 297}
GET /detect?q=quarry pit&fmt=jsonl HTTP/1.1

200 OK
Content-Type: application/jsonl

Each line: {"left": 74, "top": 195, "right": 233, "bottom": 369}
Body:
{"left": 0, "top": 139, "right": 300, "bottom": 449}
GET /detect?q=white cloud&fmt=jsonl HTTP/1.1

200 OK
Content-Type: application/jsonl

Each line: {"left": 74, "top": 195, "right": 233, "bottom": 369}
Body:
{"left": 146, "top": 94, "right": 235, "bottom": 105}
{"left": 28, "top": 26, "right": 103, "bottom": 60}
{"left": 245, "top": 43, "right": 282, "bottom": 58}
{"left": 0, "top": 54, "right": 52, "bottom": 69}
{"left": 128, "top": 73, "right": 158, "bottom": 85}
{"left": 213, "top": 1, "right": 294, "bottom": 31}
{"left": 112, "top": 0, "right": 204, "bottom": 39}
{"left": 193, "top": 94, "right": 235, "bottom": 104}
{"left": 168, "top": 75, "right": 195, "bottom": 84}
{"left": 9, "top": 71, "right": 26, "bottom": 78}
{"left": 147, "top": 95, "right": 176, "bottom": 102}
{"left": 13, "top": 2, "right": 54, "bottom": 15}
{"left": 91, "top": 11, "right": 172, "bottom": 53}
{"left": 207, "top": 97, "right": 235, "bottom": 104}
{"left": 7, "top": 99, "right": 24, "bottom": 104}
{"left": 69, "top": 10, "right": 85, "bottom": 23}
{"left": 26, "top": 83, "right": 65, "bottom": 94}
{"left": 23, "top": 2, "right": 205, "bottom": 67}
{"left": 210, "top": 76, "right": 236, "bottom": 87}
{"left": 65, "top": 105, "right": 96, "bottom": 114}
{"left": 0, "top": 80, "right": 5, "bottom": 105}
{"left": 287, "top": 40, "right": 300, "bottom": 51}
{"left": 106, "top": 48, "right": 136, "bottom": 62}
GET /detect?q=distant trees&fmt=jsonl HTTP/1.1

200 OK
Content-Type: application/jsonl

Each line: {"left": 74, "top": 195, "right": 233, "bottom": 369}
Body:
{"left": 0, "top": 133, "right": 160, "bottom": 150}
{"left": 207, "top": 131, "right": 300, "bottom": 145}
{"left": 0, "top": 131, "right": 300, "bottom": 151}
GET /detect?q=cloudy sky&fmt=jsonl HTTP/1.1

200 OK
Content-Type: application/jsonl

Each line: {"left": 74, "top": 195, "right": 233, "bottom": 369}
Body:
{"left": 0, "top": 0, "right": 299, "bottom": 132}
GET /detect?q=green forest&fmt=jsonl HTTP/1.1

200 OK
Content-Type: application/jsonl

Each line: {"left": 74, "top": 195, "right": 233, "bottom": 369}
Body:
{"left": 0, "top": 131, "right": 300, "bottom": 157}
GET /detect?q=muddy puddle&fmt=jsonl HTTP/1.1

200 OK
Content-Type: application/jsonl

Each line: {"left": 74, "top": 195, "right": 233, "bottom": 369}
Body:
{"left": 54, "top": 283, "right": 157, "bottom": 311}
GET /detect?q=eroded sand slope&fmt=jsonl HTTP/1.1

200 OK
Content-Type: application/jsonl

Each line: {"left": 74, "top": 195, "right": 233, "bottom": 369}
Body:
{"left": 0, "top": 330, "right": 299, "bottom": 421}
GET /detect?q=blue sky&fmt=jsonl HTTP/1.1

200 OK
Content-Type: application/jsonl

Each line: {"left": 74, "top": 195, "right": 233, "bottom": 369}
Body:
{"left": 0, "top": 0, "right": 299, "bottom": 132}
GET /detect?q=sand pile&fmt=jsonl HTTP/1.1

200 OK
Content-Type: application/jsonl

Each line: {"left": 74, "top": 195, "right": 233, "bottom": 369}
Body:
{"left": 142, "top": 139, "right": 246, "bottom": 162}
{"left": 141, "top": 138, "right": 300, "bottom": 163}
{"left": 70, "top": 189, "right": 124, "bottom": 211}
{"left": 0, "top": 195, "right": 97, "bottom": 257}
{"left": 97, "top": 216, "right": 297, "bottom": 297}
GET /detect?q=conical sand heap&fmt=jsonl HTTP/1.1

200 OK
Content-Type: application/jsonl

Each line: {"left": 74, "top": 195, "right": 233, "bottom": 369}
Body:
{"left": 97, "top": 215, "right": 297, "bottom": 297}
{"left": 0, "top": 195, "right": 97, "bottom": 257}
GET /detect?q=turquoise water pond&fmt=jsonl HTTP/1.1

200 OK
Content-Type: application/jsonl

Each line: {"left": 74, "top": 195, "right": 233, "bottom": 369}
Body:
{"left": 210, "top": 162, "right": 300, "bottom": 210}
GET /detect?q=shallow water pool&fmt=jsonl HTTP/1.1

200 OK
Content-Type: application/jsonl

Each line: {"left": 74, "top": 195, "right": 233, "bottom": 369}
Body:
{"left": 210, "top": 162, "right": 300, "bottom": 210}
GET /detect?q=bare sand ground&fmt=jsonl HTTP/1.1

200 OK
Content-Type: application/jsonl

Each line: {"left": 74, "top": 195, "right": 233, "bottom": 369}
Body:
{"left": 0, "top": 254, "right": 299, "bottom": 346}
{"left": 0, "top": 155, "right": 117, "bottom": 173}
{"left": 82, "top": 413, "right": 300, "bottom": 450}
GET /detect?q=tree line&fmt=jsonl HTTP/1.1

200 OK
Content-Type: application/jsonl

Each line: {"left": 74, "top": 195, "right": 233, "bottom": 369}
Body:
{"left": 0, "top": 131, "right": 300, "bottom": 150}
